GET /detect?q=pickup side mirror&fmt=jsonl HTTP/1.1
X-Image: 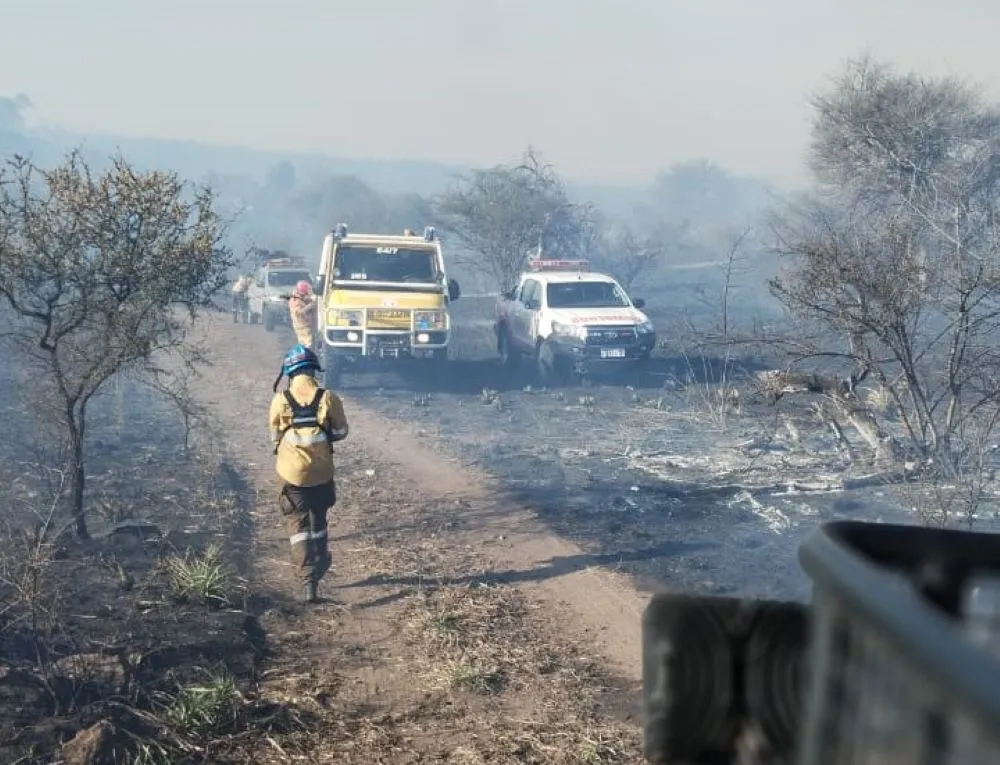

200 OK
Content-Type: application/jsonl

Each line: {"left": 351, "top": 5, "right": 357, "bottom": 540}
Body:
{"left": 448, "top": 278, "right": 461, "bottom": 302}
{"left": 524, "top": 298, "right": 540, "bottom": 311}
{"left": 501, "top": 289, "right": 516, "bottom": 302}
{"left": 255, "top": 279, "right": 264, "bottom": 289}
{"left": 313, "top": 277, "right": 325, "bottom": 294}
{"left": 632, "top": 297, "right": 646, "bottom": 309}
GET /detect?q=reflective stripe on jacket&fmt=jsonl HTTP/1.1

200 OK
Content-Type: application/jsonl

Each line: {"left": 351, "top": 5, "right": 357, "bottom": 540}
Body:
{"left": 269, "top": 375, "right": 349, "bottom": 487}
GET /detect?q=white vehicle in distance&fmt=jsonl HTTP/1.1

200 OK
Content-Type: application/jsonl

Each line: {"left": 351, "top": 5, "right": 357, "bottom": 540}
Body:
{"left": 246, "top": 254, "right": 313, "bottom": 332}
{"left": 493, "top": 259, "right": 656, "bottom": 385}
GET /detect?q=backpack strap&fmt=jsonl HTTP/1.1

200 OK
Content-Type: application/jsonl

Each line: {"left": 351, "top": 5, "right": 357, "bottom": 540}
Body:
{"left": 273, "top": 387, "right": 332, "bottom": 453}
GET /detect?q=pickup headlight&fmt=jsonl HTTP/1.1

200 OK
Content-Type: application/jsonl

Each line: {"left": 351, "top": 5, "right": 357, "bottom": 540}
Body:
{"left": 414, "top": 310, "right": 448, "bottom": 331}
{"left": 551, "top": 321, "right": 587, "bottom": 341}
{"left": 637, "top": 320, "right": 655, "bottom": 334}
{"left": 328, "top": 308, "right": 364, "bottom": 327}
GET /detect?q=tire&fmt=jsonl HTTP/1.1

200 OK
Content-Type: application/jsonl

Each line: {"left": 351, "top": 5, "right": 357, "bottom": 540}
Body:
{"left": 264, "top": 307, "right": 276, "bottom": 332}
{"left": 744, "top": 602, "right": 808, "bottom": 762}
{"left": 641, "top": 594, "right": 741, "bottom": 761}
{"left": 418, "top": 349, "right": 449, "bottom": 390}
{"left": 537, "top": 338, "right": 570, "bottom": 387}
{"left": 323, "top": 350, "right": 342, "bottom": 389}
{"left": 498, "top": 328, "right": 519, "bottom": 373}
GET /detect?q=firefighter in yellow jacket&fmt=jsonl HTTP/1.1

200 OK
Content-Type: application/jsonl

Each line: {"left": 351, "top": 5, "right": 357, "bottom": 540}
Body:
{"left": 288, "top": 280, "right": 317, "bottom": 349}
{"left": 269, "top": 344, "right": 349, "bottom": 603}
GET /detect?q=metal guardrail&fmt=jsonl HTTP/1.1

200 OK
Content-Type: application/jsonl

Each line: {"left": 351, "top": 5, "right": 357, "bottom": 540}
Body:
{"left": 642, "top": 521, "right": 1000, "bottom": 764}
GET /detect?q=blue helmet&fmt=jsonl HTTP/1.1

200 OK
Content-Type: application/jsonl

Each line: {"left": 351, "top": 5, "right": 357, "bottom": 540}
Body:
{"left": 274, "top": 344, "right": 322, "bottom": 390}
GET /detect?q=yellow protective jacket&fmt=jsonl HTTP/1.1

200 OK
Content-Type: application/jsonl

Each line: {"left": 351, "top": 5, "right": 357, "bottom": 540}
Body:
{"left": 288, "top": 294, "right": 316, "bottom": 335}
{"left": 269, "top": 374, "right": 349, "bottom": 487}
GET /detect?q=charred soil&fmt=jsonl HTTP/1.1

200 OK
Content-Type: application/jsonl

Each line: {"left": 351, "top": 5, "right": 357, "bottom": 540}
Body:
{"left": 0, "top": 368, "right": 261, "bottom": 763}
{"left": 187, "top": 313, "right": 645, "bottom": 763}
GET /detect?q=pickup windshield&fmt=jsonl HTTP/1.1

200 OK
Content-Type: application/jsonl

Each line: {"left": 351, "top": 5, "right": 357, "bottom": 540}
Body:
{"left": 335, "top": 246, "right": 439, "bottom": 283}
{"left": 267, "top": 270, "right": 311, "bottom": 288}
{"left": 546, "top": 281, "right": 631, "bottom": 309}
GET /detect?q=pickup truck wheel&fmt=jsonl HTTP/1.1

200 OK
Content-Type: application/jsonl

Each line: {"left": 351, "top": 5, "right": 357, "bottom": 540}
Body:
{"left": 264, "top": 307, "right": 276, "bottom": 332}
{"left": 498, "top": 329, "right": 519, "bottom": 372}
{"left": 537, "top": 339, "right": 570, "bottom": 387}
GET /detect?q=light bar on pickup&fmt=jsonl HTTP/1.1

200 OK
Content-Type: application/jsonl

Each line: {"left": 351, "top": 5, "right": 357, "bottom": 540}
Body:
{"left": 263, "top": 257, "right": 305, "bottom": 268}
{"left": 526, "top": 259, "right": 590, "bottom": 272}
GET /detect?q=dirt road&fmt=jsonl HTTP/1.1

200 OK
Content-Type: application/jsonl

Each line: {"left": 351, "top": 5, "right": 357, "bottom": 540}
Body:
{"left": 196, "top": 312, "right": 646, "bottom": 762}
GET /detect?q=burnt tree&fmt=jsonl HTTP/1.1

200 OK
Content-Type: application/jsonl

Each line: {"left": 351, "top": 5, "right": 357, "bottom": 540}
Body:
{"left": 769, "top": 55, "right": 1000, "bottom": 487}
{"left": 433, "top": 147, "right": 590, "bottom": 294}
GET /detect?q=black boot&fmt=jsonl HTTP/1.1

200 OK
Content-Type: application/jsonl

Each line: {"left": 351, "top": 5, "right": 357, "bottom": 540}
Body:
{"left": 302, "top": 582, "right": 317, "bottom": 603}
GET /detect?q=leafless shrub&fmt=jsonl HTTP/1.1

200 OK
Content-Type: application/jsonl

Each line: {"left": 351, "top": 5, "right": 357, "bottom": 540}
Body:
{"left": 581, "top": 210, "right": 674, "bottom": 293}
{"left": 433, "top": 147, "right": 591, "bottom": 294}
{"left": 673, "top": 226, "right": 757, "bottom": 433}
{"left": 765, "top": 55, "right": 1000, "bottom": 522}
{"left": 138, "top": 343, "right": 211, "bottom": 455}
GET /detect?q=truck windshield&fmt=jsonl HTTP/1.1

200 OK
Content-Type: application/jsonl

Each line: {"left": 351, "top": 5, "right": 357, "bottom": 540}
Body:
{"left": 268, "top": 271, "right": 311, "bottom": 287}
{"left": 335, "top": 246, "right": 439, "bottom": 283}
{"left": 546, "top": 281, "right": 631, "bottom": 308}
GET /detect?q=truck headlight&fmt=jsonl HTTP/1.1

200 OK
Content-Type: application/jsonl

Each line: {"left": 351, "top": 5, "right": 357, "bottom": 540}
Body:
{"left": 637, "top": 320, "right": 655, "bottom": 334}
{"left": 551, "top": 321, "right": 587, "bottom": 341}
{"left": 414, "top": 310, "right": 447, "bottom": 331}
{"left": 328, "top": 308, "right": 364, "bottom": 327}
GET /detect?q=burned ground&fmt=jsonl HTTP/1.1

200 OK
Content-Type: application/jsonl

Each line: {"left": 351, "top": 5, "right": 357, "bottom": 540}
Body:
{"left": 0, "top": 359, "right": 263, "bottom": 763}
{"left": 1, "top": 313, "right": 648, "bottom": 763}
{"left": 5, "top": 288, "right": 994, "bottom": 763}
{"left": 313, "top": 296, "right": 981, "bottom": 604}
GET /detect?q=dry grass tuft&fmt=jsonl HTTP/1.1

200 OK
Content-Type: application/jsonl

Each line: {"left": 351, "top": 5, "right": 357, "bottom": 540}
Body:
{"left": 397, "top": 581, "right": 643, "bottom": 763}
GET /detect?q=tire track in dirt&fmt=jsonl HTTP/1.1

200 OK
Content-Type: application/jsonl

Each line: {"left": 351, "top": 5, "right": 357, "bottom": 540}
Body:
{"left": 193, "top": 312, "right": 645, "bottom": 762}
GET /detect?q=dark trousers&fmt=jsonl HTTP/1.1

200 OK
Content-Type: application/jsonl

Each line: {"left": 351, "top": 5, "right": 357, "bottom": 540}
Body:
{"left": 278, "top": 480, "right": 335, "bottom": 586}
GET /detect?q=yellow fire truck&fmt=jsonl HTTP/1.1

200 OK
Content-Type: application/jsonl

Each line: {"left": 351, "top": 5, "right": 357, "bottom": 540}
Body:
{"left": 314, "top": 224, "right": 461, "bottom": 386}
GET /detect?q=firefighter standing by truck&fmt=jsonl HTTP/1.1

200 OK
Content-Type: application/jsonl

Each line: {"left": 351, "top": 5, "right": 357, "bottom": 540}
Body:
{"left": 269, "top": 344, "right": 350, "bottom": 603}
{"left": 288, "top": 280, "right": 317, "bottom": 349}
{"left": 231, "top": 273, "right": 252, "bottom": 323}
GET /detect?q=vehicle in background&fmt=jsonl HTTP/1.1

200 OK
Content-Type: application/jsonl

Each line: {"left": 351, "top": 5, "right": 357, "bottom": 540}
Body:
{"left": 246, "top": 254, "right": 314, "bottom": 332}
{"left": 493, "top": 259, "right": 655, "bottom": 385}
{"left": 315, "top": 224, "right": 461, "bottom": 387}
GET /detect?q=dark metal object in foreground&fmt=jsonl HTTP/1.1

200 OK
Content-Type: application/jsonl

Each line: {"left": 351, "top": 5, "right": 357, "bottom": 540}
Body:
{"left": 642, "top": 521, "right": 1000, "bottom": 763}
{"left": 642, "top": 595, "right": 808, "bottom": 763}
{"left": 797, "top": 521, "right": 1000, "bottom": 764}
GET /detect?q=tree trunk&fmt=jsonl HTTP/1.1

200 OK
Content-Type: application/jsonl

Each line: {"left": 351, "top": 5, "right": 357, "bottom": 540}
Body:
{"left": 66, "top": 409, "right": 89, "bottom": 540}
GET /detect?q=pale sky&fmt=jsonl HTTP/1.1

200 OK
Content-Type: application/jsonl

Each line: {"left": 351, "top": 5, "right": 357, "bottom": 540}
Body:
{"left": 1, "top": 0, "right": 997, "bottom": 187}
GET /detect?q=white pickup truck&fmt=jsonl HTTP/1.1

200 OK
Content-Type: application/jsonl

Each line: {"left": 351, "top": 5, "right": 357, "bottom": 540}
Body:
{"left": 246, "top": 255, "right": 314, "bottom": 332}
{"left": 493, "top": 259, "right": 656, "bottom": 384}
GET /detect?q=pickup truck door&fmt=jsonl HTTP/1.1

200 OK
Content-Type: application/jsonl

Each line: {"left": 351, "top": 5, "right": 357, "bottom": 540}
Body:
{"left": 510, "top": 279, "right": 541, "bottom": 351}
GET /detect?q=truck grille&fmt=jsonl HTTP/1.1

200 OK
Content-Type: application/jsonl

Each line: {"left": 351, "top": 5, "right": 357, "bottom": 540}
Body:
{"left": 586, "top": 325, "right": 638, "bottom": 346}
{"left": 366, "top": 334, "right": 410, "bottom": 358}
{"left": 367, "top": 309, "right": 411, "bottom": 329}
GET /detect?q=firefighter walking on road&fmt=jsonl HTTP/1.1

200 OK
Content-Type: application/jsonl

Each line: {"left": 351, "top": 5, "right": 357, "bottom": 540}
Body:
{"left": 288, "top": 280, "right": 318, "bottom": 349}
{"left": 269, "top": 344, "right": 349, "bottom": 603}
{"left": 231, "top": 273, "right": 251, "bottom": 323}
